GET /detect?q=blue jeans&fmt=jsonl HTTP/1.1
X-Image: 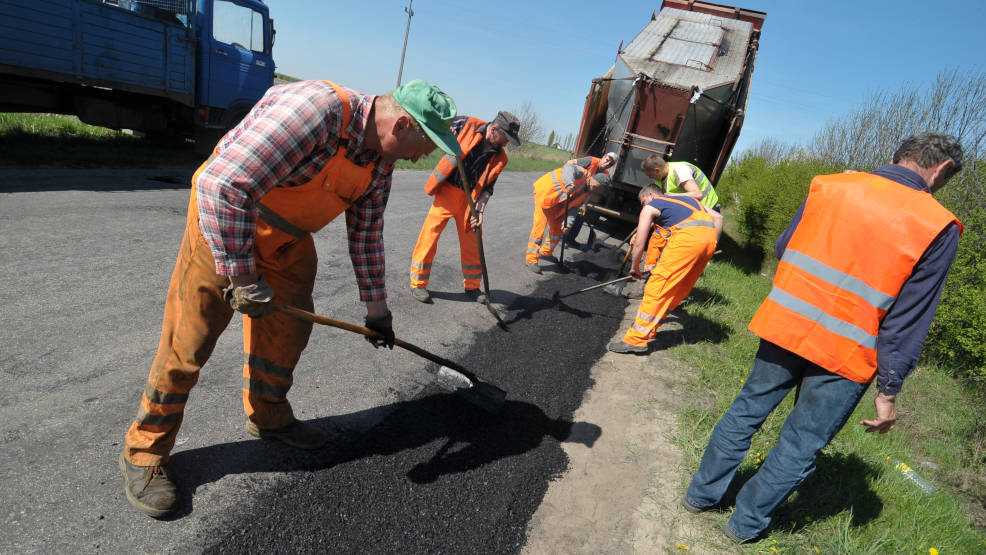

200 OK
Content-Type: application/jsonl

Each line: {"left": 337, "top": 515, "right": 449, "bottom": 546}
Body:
{"left": 685, "top": 340, "right": 869, "bottom": 539}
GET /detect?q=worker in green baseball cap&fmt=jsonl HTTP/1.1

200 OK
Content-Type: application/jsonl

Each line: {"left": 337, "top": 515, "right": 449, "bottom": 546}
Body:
{"left": 119, "top": 77, "right": 461, "bottom": 519}
{"left": 393, "top": 79, "right": 462, "bottom": 157}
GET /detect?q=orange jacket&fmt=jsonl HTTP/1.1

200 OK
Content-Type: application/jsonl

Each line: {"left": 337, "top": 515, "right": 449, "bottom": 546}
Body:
{"left": 256, "top": 81, "right": 375, "bottom": 234}
{"left": 424, "top": 117, "right": 508, "bottom": 198}
{"left": 533, "top": 164, "right": 593, "bottom": 212}
{"left": 643, "top": 196, "right": 715, "bottom": 272}
{"left": 748, "top": 172, "right": 962, "bottom": 383}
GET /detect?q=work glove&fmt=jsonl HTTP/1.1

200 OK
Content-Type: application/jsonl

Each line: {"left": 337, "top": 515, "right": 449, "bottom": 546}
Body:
{"left": 222, "top": 276, "right": 275, "bottom": 318}
{"left": 364, "top": 310, "right": 395, "bottom": 349}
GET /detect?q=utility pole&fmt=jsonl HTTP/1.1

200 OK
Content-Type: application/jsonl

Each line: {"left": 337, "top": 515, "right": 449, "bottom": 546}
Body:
{"left": 396, "top": 0, "right": 414, "bottom": 88}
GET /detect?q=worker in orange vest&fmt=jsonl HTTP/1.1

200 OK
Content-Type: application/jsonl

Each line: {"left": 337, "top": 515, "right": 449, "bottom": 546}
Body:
{"left": 119, "top": 79, "right": 461, "bottom": 519}
{"left": 563, "top": 152, "right": 617, "bottom": 248}
{"left": 683, "top": 133, "right": 964, "bottom": 544}
{"left": 526, "top": 163, "right": 610, "bottom": 274}
{"left": 608, "top": 184, "right": 717, "bottom": 354}
{"left": 408, "top": 111, "right": 520, "bottom": 303}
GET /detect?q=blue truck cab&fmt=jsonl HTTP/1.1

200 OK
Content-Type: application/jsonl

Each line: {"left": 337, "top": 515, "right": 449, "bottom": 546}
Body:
{"left": 0, "top": 0, "right": 277, "bottom": 151}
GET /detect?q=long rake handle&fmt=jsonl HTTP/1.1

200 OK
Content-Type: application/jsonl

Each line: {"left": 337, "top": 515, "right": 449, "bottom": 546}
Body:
{"left": 272, "top": 303, "right": 480, "bottom": 382}
{"left": 557, "top": 275, "right": 634, "bottom": 299}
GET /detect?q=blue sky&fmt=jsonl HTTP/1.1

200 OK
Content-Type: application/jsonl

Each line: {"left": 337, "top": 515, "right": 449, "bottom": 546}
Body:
{"left": 263, "top": 0, "right": 985, "bottom": 155}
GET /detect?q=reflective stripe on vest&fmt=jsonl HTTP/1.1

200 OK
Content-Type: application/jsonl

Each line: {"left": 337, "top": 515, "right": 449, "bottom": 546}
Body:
{"left": 642, "top": 195, "right": 715, "bottom": 272}
{"left": 424, "top": 117, "right": 507, "bottom": 197}
{"left": 256, "top": 80, "right": 376, "bottom": 234}
{"left": 664, "top": 161, "right": 719, "bottom": 209}
{"left": 748, "top": 172, "right": 961, "bottom": 383}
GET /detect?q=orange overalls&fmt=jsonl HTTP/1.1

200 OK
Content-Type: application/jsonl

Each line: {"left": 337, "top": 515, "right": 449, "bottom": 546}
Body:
{"left": 526, "top": 165, "right": 592, "bottom": 264}
{"left": 622, "top": 196, "right": 717, "bottom": 347}
{"left": 124, "top": 82, "right": 375, "bottom": 467}
{"left": 409, "top": 117, "right": 507, "bottom": 290}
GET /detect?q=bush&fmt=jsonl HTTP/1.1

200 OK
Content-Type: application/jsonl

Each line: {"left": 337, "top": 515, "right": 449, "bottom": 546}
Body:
{"left": 927, "top": 165, "right": 986, "bottom": 384}
{"left": 717, "top": 153, "right": 837, "bottom": 250}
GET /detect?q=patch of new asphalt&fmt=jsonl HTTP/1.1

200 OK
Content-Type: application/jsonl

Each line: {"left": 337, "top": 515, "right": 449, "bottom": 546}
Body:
{"left": 192, "top": 255, "right": 628, "bottom": 553}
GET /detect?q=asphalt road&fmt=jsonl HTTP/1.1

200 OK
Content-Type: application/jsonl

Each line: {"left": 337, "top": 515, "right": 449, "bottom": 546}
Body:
{"left": 0, "top": 167, "right": 632, "bottom": 553}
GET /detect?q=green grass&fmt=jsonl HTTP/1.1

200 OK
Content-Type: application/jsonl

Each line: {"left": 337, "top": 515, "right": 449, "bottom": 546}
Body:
{"left": 667, "top": 217, "right": 986, "bottom": 553}
{"left": 394, "top": 143, "right": 569, "bottom": 172}
{"left": 0, "top": 113, "right": 202, "bottom": 167}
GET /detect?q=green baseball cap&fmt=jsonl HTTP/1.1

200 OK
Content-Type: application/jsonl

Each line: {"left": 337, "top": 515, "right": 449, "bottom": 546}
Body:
{"left": 393, "top": 79, "right": 461, "bottom": 156}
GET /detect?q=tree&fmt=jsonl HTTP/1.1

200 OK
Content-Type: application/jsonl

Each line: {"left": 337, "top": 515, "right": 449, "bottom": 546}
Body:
{"left": 512, "top": 100, "right": 545, "bottom": 145}
{"left": 547, "top": 130, "right": 556, "bottom": 147}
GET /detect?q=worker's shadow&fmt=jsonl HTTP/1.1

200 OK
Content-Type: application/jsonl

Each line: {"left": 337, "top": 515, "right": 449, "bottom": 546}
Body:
{"left": 645, "top": 287, "right": 731, "bottom": 350}
{"left": 166, "top": 393, "right": 601, "bottom": 519}
{"left": 714, "top": 231, "right": 766, "bottom": 275}
{"left": 715, "top": 451, "right": 883, "bottom": 531}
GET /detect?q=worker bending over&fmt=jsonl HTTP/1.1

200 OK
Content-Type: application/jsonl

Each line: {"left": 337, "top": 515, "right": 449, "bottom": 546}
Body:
{"left": 526, "top": 162, "right": 610, "bottom": 274}
{"left": 563, "top": 152, "right": 617, "bottom": 248}
{"left": 683, "top": 134, "right": 963, "bottom": 544}
{"left": 642, "top": 155, "right": 723, "bottom": 240}
{"left": 409, "top": 111, "right": 520, "bottom": 303}
{"left": 120, "top": 79, "right": 461, "bottom": 518}
{"left": 609, "top": 184, "right": 717, "bottom": 354}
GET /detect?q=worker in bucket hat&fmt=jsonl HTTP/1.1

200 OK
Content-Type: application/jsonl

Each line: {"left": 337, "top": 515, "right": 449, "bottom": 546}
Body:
{"left": 120, "top": 79, "right": 459, "bottom": 518}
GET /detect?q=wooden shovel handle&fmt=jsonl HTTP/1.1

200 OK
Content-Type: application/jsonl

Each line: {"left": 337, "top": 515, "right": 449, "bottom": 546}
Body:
{"left": 272, "top": 303, "right": 479, "bottom": 382}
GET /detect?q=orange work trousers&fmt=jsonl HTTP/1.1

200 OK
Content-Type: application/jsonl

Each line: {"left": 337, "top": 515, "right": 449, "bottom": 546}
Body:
{"left": 409, "top": 186, "right": 482, "bottom": 290}
{"left": 123, "top": 180, "right": 316, "bottom": 467}
{"left": 622, "top": 226, "right": 716, "bottom": 347}
{"left": 526, "top": 202, "right": 566, "bottom": 264}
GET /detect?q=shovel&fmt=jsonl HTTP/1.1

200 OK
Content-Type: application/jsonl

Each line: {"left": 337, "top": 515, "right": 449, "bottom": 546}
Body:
{"left": 273, "top": 303, "right": 507, "bottom": 414}
{"left": 552, "top": 275, "right": 634, "bottom": 303}
{"left": 456, "top": 159, "right": 508, "bottom": 330}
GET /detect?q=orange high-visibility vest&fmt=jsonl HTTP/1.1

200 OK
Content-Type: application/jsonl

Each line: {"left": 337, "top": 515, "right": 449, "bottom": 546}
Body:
{"left": 424, "top": 117, "right": 508, "bottom": 198}
{"left": 534, "top": 165, "right": 592, "bottom": 211}
{"left": 642, "top": 196, "right": 715, "bottom": 272}
{"left": 256, "top": 81, "right": 376, "bottom": 234}
{"left": 748, "top": 172, "right": 962, "bottom": 383}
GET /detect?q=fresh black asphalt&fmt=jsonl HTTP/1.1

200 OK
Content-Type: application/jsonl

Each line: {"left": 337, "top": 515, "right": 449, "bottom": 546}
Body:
{"left": 192, "top": 257, "right": 627, "bottom": 553}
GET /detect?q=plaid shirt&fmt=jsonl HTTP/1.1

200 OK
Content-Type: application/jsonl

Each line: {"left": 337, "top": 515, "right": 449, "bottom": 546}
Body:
{"left": 195, "top": 80, "right": 394, "bottom": 301}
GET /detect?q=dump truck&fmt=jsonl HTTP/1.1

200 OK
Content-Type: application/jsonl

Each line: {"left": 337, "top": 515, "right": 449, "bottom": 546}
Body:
{"left": 0, "top": 0, "right": 276, "bottom": 151}
{"left": 574, "top": 0, "right": 766, "bottom": 222}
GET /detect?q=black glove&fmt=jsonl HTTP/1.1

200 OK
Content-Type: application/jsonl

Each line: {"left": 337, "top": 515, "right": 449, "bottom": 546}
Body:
{"left": 222, "top": 276, "right": 275, "bottom": 318}
{"left": 364, "top": 310, "right": 395, "bottom": 349}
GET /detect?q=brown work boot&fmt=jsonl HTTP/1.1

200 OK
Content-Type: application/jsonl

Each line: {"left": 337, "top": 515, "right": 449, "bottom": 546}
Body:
{"left": 527, "top": 262, "right": 542, "bottom": 275}
{"left": 119, "top": 452, "right": 178, "bottom": 518}
{"left": 410, "top": 286, "right": 432, "bottom": 303}
{"left": 464, "top": 288, "right": 487, "bottom": 304}
{"left": 246, "top": 419, "right": 328, "bottom": 450}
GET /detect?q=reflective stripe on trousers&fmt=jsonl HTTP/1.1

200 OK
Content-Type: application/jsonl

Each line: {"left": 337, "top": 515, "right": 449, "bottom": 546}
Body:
{"left": 527, "top": 203, "right": 565, "bottom": 264}
{"left": 409, "top": 185, "right": 482, "bottom": 290}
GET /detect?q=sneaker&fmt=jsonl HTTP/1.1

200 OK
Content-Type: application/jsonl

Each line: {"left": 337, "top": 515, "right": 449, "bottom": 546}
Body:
{"left": 607, "top": 341, "right": 648, "bottom": 354}
{"left": 527, "top": 262, "right": 542, "bottom": 275}
{"left": 722, "top": 524, "right": 757, "bottom": 544}
{"left": 246, "top": 419, "right": 328, "bottom": 450}
{"left": 410, "top": 287, "right": 431, "bottom": 303}
{"left": 464, "top": 288, "right": 487, "bottom": 304}
{"left": 681, "top": 497, "right": 708, "bottom": 514}
{"left": 119, "top": 452, "right": 178, "bottom": 518}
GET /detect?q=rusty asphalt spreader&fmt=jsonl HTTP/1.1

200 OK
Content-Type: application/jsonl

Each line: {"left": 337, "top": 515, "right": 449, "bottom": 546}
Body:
{"left": 274, "top": 303, "right": 507, "bottom": 414}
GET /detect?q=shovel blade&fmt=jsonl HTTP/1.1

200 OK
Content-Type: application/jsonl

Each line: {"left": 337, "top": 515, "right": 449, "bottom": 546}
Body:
{"left": 602, "top": 281, "right": 626, "bottom": 296}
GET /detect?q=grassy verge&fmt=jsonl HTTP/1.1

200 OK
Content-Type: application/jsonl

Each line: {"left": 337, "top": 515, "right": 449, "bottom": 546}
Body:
{"left": 0, "top": 113, "right": 202, "bottom": 168}
{"left": 0, "top": 113, "right": 569, "bottom": 172}
{"left": 394, "top": 143, "right": 569, "bottom": 172}
{"left": 667, "top": 217, "right": 986, "bottom": 553}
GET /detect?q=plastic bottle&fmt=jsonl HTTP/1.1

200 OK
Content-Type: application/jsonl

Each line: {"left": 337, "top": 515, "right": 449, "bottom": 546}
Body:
{"left": 894, "top": 460, "right": 937, "bottom": 494}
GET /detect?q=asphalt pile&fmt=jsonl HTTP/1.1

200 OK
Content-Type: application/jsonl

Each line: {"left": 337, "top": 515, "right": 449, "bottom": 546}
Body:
{"left": 197, "top": 259, "right": 627, "bottom": 554}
